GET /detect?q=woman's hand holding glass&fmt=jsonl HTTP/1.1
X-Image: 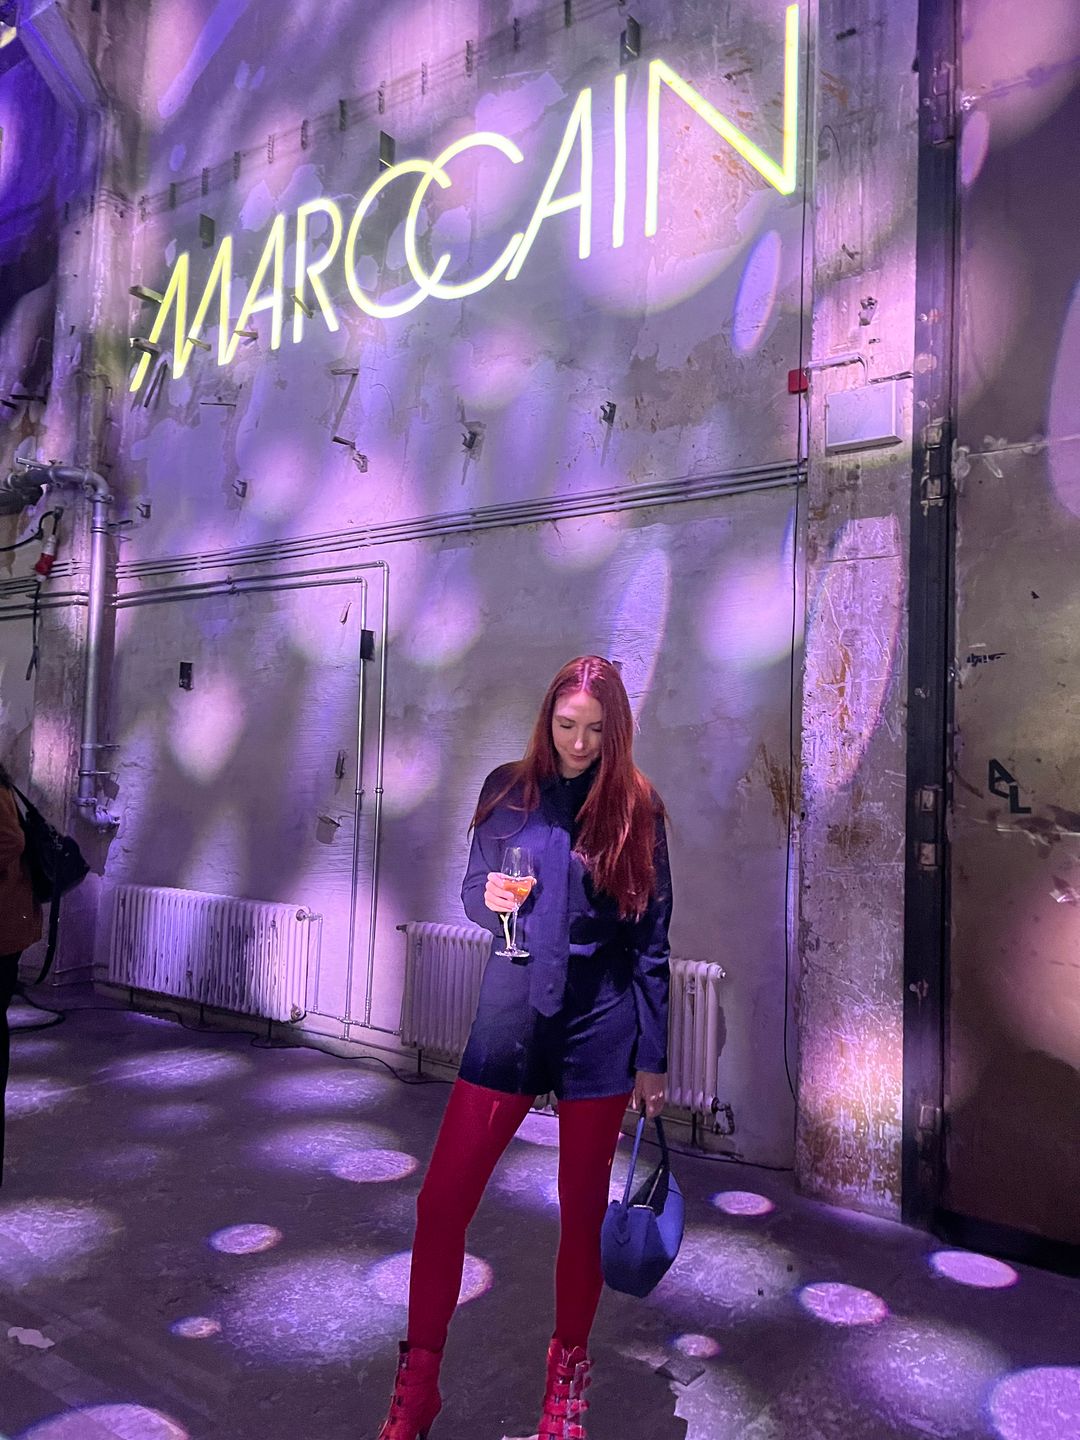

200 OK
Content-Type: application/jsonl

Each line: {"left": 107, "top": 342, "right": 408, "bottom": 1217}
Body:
{"left": 490, "top": 846, "right": 535, "bottom": 957}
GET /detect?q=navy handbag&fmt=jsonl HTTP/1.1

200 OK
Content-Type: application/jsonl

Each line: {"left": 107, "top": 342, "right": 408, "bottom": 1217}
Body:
{"left": 601, "top": 1115, "right": 684, "bottom": 1298}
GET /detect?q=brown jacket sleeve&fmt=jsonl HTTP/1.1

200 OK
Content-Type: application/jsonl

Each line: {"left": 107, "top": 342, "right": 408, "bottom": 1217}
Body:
{"left": 0, "top": 784, "right": 42, "bottom": 954}
{"left": 0, "top": 785, "right": 26, "bottom": 866}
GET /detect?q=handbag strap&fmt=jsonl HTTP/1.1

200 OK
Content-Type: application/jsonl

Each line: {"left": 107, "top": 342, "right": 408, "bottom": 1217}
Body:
{"left": 7, "top": 780, "right": 35, "bottom": 820}
{"left": 619, "top": 1114, "right": 671, "bottom": 1207}
{"left": 620, "top": 1114, "right": 647, "bottom": 1206}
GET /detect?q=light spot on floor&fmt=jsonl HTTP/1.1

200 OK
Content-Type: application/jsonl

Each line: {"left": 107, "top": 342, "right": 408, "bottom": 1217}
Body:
{"left": 329, "top": 1149, "right": 419, "bottom": 1183}
{"left": 799, "top": 1281, "right": 889, "bottom": 1326}
{"left": 990, "top": 1366, "right": 1080, "bottom": 1440}
{"left": 254, "top": 1119, "right": 399, "bottom": 1173}
{"left": 712, "top": 1190, "right": 775, "bottom": 1216}
{"left": 930, "top": 1249, "right": 1019, "bottom": 1289}
{"left": 367, "top": 1250, "right": 493, "bottom": 1307}
{"left": 19, "top": 1403, "right": 189, "bottom": 1438}
{"left": 221, "top": 1252, "right": 400, "bottom": 1365}
{"left": 209, "top": 1223, "right": 283, "bottom": 1254}
{"left": 673, "top": 1332, "right": 722, "bottom": 1358}
{"left": 171, "top": 1315, "right": 222, "bottom": 1339}
{"left": 0, "top": 1200, "right": 121, "bottom": 1285}
{"left": 102, "top": 1049, "right": 248, "bottom": 1089}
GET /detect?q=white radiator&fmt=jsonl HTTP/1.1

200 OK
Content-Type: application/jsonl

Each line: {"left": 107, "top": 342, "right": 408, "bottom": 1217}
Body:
{"left": 107, "top": 884, "right": 321, "bottom": 1023}
{"left": 399, "top": 921, "right": 491, "bottom": 1062}
{"left": 398, "top": 923, "right": 725, "bottom": 1108}
{"left": 667, "top": 957, "right": 726, "bottom": 1113}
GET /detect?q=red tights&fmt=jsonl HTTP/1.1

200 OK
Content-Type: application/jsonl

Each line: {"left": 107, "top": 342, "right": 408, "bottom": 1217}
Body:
{"left": 407, "top": 1078, "right": 631, "bottom": 1353}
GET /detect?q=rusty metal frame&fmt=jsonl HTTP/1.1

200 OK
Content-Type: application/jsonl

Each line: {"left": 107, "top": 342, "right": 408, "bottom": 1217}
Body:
{"left": 901, "top": 0, "right": 959, "bottom": 1227}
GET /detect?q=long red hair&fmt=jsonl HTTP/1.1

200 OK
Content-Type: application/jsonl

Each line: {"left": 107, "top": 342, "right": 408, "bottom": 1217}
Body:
{"left": 472, "top": 656, "right": 663, "bottom": 919}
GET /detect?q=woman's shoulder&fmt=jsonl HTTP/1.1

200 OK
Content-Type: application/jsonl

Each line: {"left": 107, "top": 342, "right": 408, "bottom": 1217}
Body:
{"left": 478, "top": 762, "right": 522, "bottom": 807}
{"left": 637, "top": 773, "right": 665, "bottom": 818}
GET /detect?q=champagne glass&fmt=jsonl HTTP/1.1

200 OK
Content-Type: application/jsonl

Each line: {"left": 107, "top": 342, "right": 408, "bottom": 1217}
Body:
{"left": 494, "top": 845, "right": 535, "bottom": 958}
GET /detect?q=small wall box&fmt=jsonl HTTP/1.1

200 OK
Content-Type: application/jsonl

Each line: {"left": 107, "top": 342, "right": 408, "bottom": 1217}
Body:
{"left": 825, "top": 379, "right": 902, "bottom": 453}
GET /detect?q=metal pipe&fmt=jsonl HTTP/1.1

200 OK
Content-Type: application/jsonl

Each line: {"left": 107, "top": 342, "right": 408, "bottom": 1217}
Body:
{"left": 12, "top": 461, "right": 118, "bottom": 830}
{"left": 115, "top": 462, "right": 804, "bottom": 581}
{"left": 113, "top": 571, "right": 375, "bottom": 608}
{"left": 340, "top": 579, "right": 367, "bottom": 1022}
{"left": 358, "top": 561, "right": 390, "bottom": 1036}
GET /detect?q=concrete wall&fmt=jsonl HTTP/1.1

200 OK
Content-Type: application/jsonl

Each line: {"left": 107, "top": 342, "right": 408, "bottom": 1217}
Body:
{"left": 0, "top": 37, "right": 77, "bottom": 773}
{"left": 103, "top": 0, "right": 808, "bottom": 1166}
{"left": 945, "top": 0, "right": 1080, "bottom": 1245}
{"left": 795, "top": 0, "right": 920, "bottom": 1216}
{"left": 0, "top": 0, "right": 926, "bottom": 1195}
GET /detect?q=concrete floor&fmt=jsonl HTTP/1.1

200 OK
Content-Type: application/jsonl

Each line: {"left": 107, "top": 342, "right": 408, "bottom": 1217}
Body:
{"left": 0, "top": 999, "right": 1078, "bottom": 1440}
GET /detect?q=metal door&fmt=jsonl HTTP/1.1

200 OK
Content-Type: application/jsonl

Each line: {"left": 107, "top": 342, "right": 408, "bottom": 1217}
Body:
{"left": 943, "top": 0, "right": 1080, "bottom": 1249}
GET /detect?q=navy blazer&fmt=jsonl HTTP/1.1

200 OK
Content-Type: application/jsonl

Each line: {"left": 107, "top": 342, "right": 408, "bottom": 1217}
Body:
{"left": 461, "top": 765, "right": 672, "bottom": 1074}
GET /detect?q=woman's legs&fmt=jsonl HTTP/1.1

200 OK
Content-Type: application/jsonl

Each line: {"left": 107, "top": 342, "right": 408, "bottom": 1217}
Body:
{"left": 553, "top": 1092, "right": 632, "bottom": 1349}
{"left": 407, "top": 1077, "right": 535, "bottom": 1353}
{"left": 0, "top": 952, "right": 22, "bottom": 1188}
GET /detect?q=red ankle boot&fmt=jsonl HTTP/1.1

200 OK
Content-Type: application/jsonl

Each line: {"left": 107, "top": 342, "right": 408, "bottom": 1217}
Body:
{"left": 375, "top": 1341, "right": 442, "bottom": 1440}
{"left": 535, "top": 1338, "right": 592, "bottom": 1440}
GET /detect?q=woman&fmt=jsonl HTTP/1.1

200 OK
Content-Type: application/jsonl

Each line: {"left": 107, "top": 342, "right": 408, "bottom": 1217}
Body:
{"left": 0, "top": 762, "right": 42, "bottom": 1187}
{"left": 377, "top": 657, "right": 672, "bottom": 1440}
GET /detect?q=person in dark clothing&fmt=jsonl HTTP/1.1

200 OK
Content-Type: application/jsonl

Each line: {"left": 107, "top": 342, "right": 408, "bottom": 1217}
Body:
{"left": 375, "top": 657, "right": 672, "bottom": 1440}
{"left": 0, "top": 762, "right": 42, "bottom": 1186}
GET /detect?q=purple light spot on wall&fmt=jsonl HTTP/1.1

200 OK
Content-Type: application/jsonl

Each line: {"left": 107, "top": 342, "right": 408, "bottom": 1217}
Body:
{"left": 254, "top": 1119, "right": 399, "bottom": 1173}
{"left": 368, "top": 1250, "right": 492, "bottom": 1307}
{"left": 0, "top": 1200, "right": 121, "bottom": 1285}
{"left": 221, "top": 1253, "right": 401, "bottom": 1365}
{"left": 712, "top": 1190, "right": 776, "bottom": 1216}
{"left": 698, "top": 509, "right": 800, "bottom": 671}
{"left": 168, "top": 673, "right": 246, "bottom": 779}
{"left": 930, "top": 1249, "right": 1019, "bottom": 1289}
{"left": 251, "top": 1067, "right": 390, "bottom": 1111}
{"left": 859, "top": 1319, "right": 1007, "bottom": 1433}
{"left": 960, "top": 110, "right": 991, "bottom": 188}
{"left": 158, "top": 0, "right": 253, "bottom": 119}
{"left": 802, "top": 515, "right": 904, "bottom": 794}
{"left": 604, "top": 545, "right": 671, "bottom": 718}
{"left": 536, "top": 511, "right": 626, "bottom": 572}
{"left": 168, "top": 144, "right": 186, "bottom": 173}
{"left": 133, "top": 1102, "right": 218, "bottom": 1134}
{"left": 101, "top": 1049, "right": 249, "bottom": 1090}
{"left": 171, "top": 1316, "right": 221, "bottom": 1339}
{"left": 210, "top": 1224, "right": 283, "bottom": 1255}
{"left": 799, "top": 1281, "right": 889, "bottom": 1326}
{"left": 18, "top": 1405, "right": 189, "bottom": 1439}
{"left": 673, "top": 1333, "right": 722, "bottom": 1358}
{"left": 329, "top": 1149, "right": 419, "bottom": 1184}
{"left": 1049, "top": 281, "right": 1080, "bottom": 518}
{"left": 990, "top": 1366, "right": 1080, "bottom": 1440}
{"left": 732, "top": 229, "right": 783, "bottom": 354}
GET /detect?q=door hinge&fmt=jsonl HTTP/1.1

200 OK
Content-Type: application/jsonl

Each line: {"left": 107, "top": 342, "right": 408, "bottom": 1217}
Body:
{"left": 924, "top": 62, "right": 956, "bottom": 145}
{"left": 917, "top": 841, "right": 941, "bottom": 871}
{"left": 917, "top": 1102, "right": 941, "bottom": 1135}
{"left": 920, "top": 422, "right": 950, "bottom": 512}
{"left": 917, "top": 785, "right": 941, "bottom": 815}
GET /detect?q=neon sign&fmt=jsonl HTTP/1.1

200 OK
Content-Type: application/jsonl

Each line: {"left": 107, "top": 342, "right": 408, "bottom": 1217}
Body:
{"left": 130, "top": 4, "right": 799, "bottom": 392}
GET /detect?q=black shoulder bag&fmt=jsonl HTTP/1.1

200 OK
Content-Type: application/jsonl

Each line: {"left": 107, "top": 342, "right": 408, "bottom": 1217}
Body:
{"left": 8, "top": 783, "right": 90, "bottom": 984}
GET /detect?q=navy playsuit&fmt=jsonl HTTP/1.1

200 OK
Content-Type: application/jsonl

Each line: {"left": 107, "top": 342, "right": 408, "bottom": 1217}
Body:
{"left": 458, "top": 763, "right": 672, "bottom": 1100}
